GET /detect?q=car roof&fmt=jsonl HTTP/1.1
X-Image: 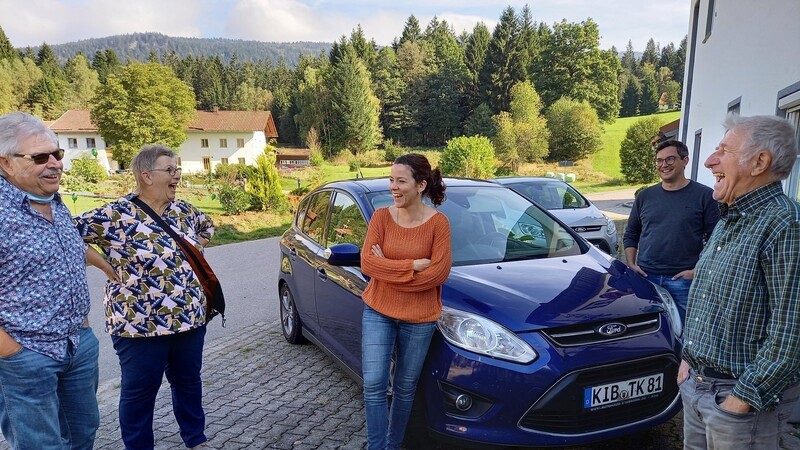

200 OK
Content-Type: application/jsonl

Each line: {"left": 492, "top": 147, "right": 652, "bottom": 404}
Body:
{"left": 491, "top": 176, "right": 568, "bottom": 184}
{"left": 320, "top": 177, "right": 501, "bottom": 193}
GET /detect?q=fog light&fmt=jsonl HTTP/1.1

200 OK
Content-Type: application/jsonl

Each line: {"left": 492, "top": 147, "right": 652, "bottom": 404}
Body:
{"left": 455, "top": 394, "right": 472, "bottom": 411}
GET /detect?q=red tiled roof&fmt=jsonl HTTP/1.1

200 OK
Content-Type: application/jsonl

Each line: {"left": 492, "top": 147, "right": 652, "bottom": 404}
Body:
{"left": 49, "top": 110, "right": 278, "bottom": 138}
{"left": 49, "top": 110, "right": 96, "bottom": 132}
{"left": 187, "top": 111, "right": 278, "bottom": 138}
{"left": 276, "top": 148, "right": 310, "bottom": 157}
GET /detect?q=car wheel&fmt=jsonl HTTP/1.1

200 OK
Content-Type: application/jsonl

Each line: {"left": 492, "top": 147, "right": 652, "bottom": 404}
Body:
{"left": 280, "top": 284, "right": 306, "bottom": 344}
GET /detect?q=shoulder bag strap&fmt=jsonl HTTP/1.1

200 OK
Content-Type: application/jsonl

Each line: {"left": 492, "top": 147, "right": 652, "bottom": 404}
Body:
{"left": 129, "top": 196, "right": 212, "bottom": 281}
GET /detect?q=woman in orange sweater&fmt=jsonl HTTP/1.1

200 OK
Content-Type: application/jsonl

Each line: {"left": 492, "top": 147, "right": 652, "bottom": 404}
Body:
{"left": 360, "top": 153, "right": 451, "bottom": 450}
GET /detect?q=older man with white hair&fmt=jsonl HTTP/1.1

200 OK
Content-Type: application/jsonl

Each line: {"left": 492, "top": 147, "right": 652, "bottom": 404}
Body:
{"left": 0, "top": 111, "right": 99, "bottom": 449}
{"left": 678, "top": 114, "right": 800, "bottom": 449}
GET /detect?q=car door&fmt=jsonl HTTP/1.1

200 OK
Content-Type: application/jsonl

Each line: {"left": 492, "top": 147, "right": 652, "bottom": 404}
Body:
{"left": 291, "top": 190, "right": 332, "bottom": 337}
{"left": 315, "top": 190, "right": 369, "bottom": 375}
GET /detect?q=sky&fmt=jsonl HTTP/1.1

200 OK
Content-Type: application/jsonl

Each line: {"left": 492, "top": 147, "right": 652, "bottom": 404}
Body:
{"left": 1, "top": 0, "right": 690, "bottom": 52}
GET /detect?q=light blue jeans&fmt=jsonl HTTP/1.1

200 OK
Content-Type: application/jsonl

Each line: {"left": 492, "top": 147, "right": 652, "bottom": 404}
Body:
{"left": 646, "top": 273, "right": 691, "bottom": 324}
{"left": 0, "top": 327, "right": 100, "bottom": 450}
{"left": 680, "top": 370, "right": 800, "bottom": 449}
{"left": 362, "top": 306, "right": 436, "bottom": 450}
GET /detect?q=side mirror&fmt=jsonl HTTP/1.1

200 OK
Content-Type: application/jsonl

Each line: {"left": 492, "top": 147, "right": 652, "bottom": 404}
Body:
{"left": 326, "top": 243, "right": 361, "bottom": 266}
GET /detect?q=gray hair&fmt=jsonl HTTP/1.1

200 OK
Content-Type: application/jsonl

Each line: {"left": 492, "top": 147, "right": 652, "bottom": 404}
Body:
{"left": 130, "top": 144, "right": 176, "bottom": 189}
{"left": 724, "top": 115, "right": 798, "bottom": 181}
{"left": 0, "top": 112, "right": 58, "bottom": 177}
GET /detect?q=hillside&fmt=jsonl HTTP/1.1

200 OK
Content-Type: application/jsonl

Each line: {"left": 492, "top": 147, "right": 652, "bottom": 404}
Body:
{"left": 26, "top": 32, "right": 332, "bottom": 67}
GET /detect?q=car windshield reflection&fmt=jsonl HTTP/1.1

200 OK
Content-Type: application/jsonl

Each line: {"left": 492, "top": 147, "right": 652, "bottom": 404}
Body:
{"left": 368, "top": 186, "right": 583, "bottom": 266}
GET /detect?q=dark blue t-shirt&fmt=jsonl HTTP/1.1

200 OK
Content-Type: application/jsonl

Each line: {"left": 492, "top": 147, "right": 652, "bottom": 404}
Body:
{"left": 623, "top": 180, "right": 720, "bottom": 275}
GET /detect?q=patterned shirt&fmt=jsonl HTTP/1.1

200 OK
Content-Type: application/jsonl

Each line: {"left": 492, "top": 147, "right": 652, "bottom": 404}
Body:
{"left": 74, "top": 195, "right": 214, "bottom": 338}
{"left": 683, "top": 182, "right": 800, "bottom": 410}
{"left": 0, "top": 177, "right": 90, "bottom": 361}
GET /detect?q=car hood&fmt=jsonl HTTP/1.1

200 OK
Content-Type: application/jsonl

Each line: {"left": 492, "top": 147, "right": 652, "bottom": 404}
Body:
{"left": 441, "top": 253, "right": 663, "bottom": 332}
{"left": 547, "top": 206, "right": 606, "bottom": 227}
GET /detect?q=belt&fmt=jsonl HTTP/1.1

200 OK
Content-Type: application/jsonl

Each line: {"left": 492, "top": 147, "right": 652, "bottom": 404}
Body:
{"left": 694, "top": 366, "right": 736, "bottom": 380}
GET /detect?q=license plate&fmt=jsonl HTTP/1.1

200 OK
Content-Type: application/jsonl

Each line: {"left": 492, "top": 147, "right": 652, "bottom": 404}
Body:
{"left": 584, "top": 373, "right": 663, "bottom": 409}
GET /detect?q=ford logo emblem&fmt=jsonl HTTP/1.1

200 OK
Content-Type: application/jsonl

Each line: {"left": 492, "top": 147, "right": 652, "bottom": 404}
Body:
{"left": 574, "top": 226, "right": 587, "bottom": 233}
{"left": 597, "top": 323, "right": 627, "bottom": 336}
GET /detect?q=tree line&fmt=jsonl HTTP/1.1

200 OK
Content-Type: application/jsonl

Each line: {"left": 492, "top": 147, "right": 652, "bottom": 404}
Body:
{"left": 0, "top": 5, "right": 686, "bottom": 170}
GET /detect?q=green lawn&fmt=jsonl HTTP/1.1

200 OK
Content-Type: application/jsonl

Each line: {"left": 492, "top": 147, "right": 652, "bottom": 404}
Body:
{"left": 591, "top": 111, "right": 681, "bottom": 179}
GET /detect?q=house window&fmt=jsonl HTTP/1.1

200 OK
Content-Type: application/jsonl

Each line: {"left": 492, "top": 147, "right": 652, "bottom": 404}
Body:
{"left": 221, "top": 158, "right": 229, "bottom": 165}
{"left": 68, "top": 138, "right": 78, "bottom": 149}
{"left": 237, "top": 138, "right": 245, "bottom": 148}
{"left": 86, "top": 137, "right": 96, "bottom": 148}
{"left": 201, "top": 139, "right": 209, "bottom": 148}
{"left": 202, "top": 157, "right": 211, "bottom": 171}
{"left": 220, "top": 138, "right": 227, "bottom": 148}
{"left": 703, "top": 0, "right": 715, "bottom": 43}
{"left": 727, "top": 96, "right": 741, "bottom": 116}
{"left": 778, "top": 84, "right": 800, "bottom": 200}
{"left": 238, "top": 158, "right": 246, "bottom": 165}
{"left": 691, "top": 129, "right": 702, "bottom": 181}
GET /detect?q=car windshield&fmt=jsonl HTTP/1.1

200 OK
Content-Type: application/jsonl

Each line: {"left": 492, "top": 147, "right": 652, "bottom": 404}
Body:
{"left": 506, "top": 180, "right": 589, "bottom": 210}
{"left": 367, "top": 185, "right": 584, "bottom": 266}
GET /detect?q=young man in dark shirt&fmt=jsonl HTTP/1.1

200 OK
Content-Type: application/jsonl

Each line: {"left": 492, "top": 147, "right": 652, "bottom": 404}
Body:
{"left": 623, "top": 140, "right": 720, "bottom": 323}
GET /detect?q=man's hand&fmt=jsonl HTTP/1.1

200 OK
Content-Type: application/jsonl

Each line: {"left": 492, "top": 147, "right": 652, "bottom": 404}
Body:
{"left": 673, "top": 269, "right": 694, "bottom": 280}
{"left": 677, "top": 360, "right": 690, "bottom": 384}
{"left": 0, "top": 329, "right": 22, "bottom": 358}
{"left": 720, "top": 395, "right": 752, "bottom": 414}
{"left": 629, "top": 264, "right": 647, "bottom": 277}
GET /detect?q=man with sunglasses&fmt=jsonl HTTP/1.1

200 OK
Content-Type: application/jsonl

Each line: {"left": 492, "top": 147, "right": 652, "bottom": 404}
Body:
{"left": 0, "top": 112, "right": 99, "bottom": 449}
{"left": 623, "top": 139, "right": 720, "bottom": 324}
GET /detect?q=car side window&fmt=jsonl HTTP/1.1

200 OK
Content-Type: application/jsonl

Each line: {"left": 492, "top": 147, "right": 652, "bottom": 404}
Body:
{"left": 327, "top": 192, "right": 368, "bottom": 248}
{"left": 302, "top": 191, "right": 332, "bottom": 245}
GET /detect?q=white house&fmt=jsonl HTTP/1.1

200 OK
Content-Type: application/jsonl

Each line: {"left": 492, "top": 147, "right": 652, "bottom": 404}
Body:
{"left": 181, "top": 109, "right": 279, "bottom": 174}
{"left": 48, "top": 109, "right": 279, "bottom": 174}
{"left": 49, "top": 110, "right": 115, "bottom": 172}
{"left": 680, "top": 0, "right": 800, "bottom": 201}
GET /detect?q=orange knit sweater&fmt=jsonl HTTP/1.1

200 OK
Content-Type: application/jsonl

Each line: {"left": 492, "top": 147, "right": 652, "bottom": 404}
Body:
{"left": 361, "top": 207, "right": 452, "bottom": 323}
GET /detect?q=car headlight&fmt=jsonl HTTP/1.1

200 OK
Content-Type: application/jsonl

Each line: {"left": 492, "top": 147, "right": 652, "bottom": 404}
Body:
{"left": 652, "top": 282, "right": 683, "bottom": 339}
{"left": 438, "top": 306, "right": 537, "bottom": 364}
{"left": 605, "top": 215, "right": 616, "bottom": 236}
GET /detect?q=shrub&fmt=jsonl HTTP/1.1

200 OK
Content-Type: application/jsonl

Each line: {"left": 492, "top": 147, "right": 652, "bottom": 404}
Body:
{"left": 214, "top": 163, "right": 249, "bottom": 184}
{"left": 545, "top": 98, "right": 602, "bottom": 162}
{"left": 247, "top": 151, "right": 289, "bottom": 212}
{"left": 383, "top": 138, "right": 401, "bottom": 162}
{"left": 348, "top": 158, "right": 360, "bottom": 172}
{"left": 218, "top": 184, "right": 251, "bottom": 215}
{"left": 619, "top": 116, "right": 663, "bottom": 184}
{"left": 69, "top": 155, "right": 107, "bottom": 183}
{"left": 439, "top": 136, "right": 496, "bottom": 179}
{"left": 306, "top": 127, "right": 325, "bottom": 167}
{"left": 61, "top": 173, "right": 97, "bottom": 193}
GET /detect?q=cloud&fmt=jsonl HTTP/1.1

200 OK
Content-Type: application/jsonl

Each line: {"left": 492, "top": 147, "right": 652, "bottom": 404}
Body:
{"left": 225, "top": 0, "right": 353, "bottom": 42}
{"left": 1, "top": 0, "right": 203, "bottom": 47}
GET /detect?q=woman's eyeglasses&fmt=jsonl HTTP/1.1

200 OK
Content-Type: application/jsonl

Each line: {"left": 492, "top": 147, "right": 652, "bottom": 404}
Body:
{"left": 14, "top": 149, "right": 65, "bottom": 165}
{"left": 149, "top": 167, "right": 182, "bottom": 176}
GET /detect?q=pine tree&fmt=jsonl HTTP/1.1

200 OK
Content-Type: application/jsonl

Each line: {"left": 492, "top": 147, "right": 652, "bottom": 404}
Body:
{"left": 0, "top": 25, "right": 17, "bottom": 61}
{"left": 329, "top": 47, "right": 381, "bottom": 153}
{"left": 479, "top": 6, "right": 525, "bottom": 113}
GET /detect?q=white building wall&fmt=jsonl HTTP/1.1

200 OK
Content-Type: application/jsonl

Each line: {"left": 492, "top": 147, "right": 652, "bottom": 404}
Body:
{"left": 681, "top": 0, "right": 800, "bottom": 188}
{"left": 56, "top": 132, "right": 115, "bottom": 173}
{"left": 179, "top": 131, "right": 267, "bottom": 174}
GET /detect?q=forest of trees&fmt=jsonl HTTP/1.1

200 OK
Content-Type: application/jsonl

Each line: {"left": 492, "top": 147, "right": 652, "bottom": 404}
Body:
{"left": 0, "top": 5, "right": 686, "bottom": 167}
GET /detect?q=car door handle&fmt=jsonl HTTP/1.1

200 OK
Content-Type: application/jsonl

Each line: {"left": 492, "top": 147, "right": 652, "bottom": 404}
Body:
{"left": 317, "top": 268, "right": 327, "bottom": 280}
{"left": 289, "top": 247, "right": 297, "bottom": 256}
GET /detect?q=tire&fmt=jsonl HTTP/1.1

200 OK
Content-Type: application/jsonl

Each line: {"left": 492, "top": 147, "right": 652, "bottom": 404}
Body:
{"left": 279, "top": 284, "right": 306, "bottom": 344}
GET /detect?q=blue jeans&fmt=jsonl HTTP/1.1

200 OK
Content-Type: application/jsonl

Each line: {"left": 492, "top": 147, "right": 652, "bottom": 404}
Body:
{"left": 112, "top": 326, "right": 207, "bottom": 450}
{"left": 646, "top": 273, "right": 691, "bottom": 324}
{"left": 680, "top": 370, "right": 799, "bottom": 449}
{"left": 0, "top": 326, "right": 99, "bottom": 450}
{"left": 362, "top": 306, "right": 436, "bottom": 450}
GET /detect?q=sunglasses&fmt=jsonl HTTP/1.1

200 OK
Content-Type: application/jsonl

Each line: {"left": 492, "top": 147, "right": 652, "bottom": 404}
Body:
{"left": 14, "top": 149, "right": 66, "bottom": 165}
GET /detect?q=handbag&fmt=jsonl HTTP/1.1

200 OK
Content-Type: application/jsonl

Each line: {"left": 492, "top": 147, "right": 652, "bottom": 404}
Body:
{"left": 131, "top": 196, "right": 226, "bottom": 326}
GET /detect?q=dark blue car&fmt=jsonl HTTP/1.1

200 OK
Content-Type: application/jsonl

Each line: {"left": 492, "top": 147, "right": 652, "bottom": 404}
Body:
{"left": 278, "top": 177, "right": 683, "bottom": 447}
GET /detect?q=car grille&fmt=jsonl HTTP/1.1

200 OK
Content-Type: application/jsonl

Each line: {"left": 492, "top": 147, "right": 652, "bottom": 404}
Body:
{"left": 571, "top": 225, "right": 602, "bottom": 233}
{"left": 519, "top": 355, "right": 679, "bottom": 434}
{"left": 542, "top": 313, "right": 661, "bottom": 347}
